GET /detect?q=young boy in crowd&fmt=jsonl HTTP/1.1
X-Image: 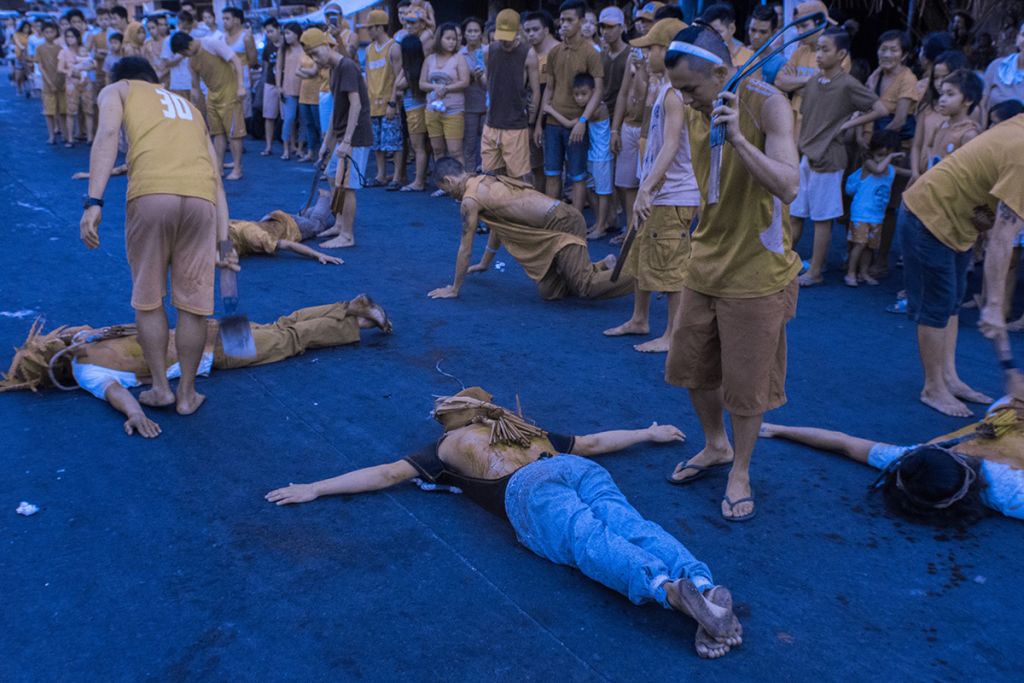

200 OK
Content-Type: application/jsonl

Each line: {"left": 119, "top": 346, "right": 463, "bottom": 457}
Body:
{"left": 103, "top": 32, "right": 123, "bottom": 85}
{"left": 544, "top": 73, "right": 613, "bottom": 236}
{"left": 844, "top": 130, "right": 902, "bottom": 287}
{"left": 37, "top": 22, "right": 67, "bottom": 144}
{"left": 926, "top": 69, "right": 984, "bottom": 169}
{"left": 535, "top": 0, "right": 603, "bottom": 212}
{"left": 791, "top": 27, "right": 888, "bottom": 287}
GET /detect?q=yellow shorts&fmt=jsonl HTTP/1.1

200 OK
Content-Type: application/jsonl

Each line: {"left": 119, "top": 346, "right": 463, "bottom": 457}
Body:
{"left": 848, "top": 222, "right": 882, "bottom": 249}
{"left": 42, "top": 88, "right": 67, "bottom": 116}
{"left": 206, "top": 98, "right": 247, "bottom": 139}
{"left": 480, "top": 126, "right": 532, "bottom": 178}
{"left": 622, "top": 205, "right": 695, "bottom": 292}
{"left": 425, "top": 108, "right": 464, "bottom": 140}
{"left": 405, "top": 107, "right": 427, "bottom": 135}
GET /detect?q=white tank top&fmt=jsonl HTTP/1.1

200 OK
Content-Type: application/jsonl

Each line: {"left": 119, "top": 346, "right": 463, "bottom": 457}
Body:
{"left": 226, "top": 30, "right": 249, "bottom": 88}
{"left": 642, "top": 83, "right": 699, "bottom": 207}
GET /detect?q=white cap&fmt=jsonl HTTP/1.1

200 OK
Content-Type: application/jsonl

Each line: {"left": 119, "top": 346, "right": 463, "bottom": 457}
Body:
{"left": 598, "top": 6, "right": 625, "bottom": 25}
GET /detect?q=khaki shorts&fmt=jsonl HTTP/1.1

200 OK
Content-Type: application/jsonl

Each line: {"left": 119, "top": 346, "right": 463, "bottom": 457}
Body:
{"left": 848, "top": 221, "right": 882, "bottom": 249}
{"left": 65, "top": 81, "right": 95, "bottom": 117}
{"left": 207, "top": 98, "right": 247, "bottom": 138}
{"left": 406, "top": 106, "right": 427, "bottom": 135}
{"left": 480, "top": 125, "right": 531, "bottom": 178}
{"left": 262, "top": 83, "right": 281, "bottom": 119}
{"left": 665, "top": 280, "right": 798, "bottom": 416}
{"left": 42, "top": 88, "right": 67, "bottom": 116}
{"left": 425, "top": 108, "right": 464, "bottom": 140}
{"left": 126, "top": 194, "right": 217, "bottom": 316}
{"left": 622, "top": 205, "right": 694, "bottom": 292}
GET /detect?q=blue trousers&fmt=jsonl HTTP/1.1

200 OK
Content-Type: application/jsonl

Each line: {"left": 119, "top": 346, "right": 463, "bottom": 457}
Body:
{"left": 281, "top": 95, "right": 299, "bottom": 143}
{"left": 505, "top": 456, "right": 713, "bottom": 607}
{"left": 299, "top": 102, "right": 321, "bottom": 153}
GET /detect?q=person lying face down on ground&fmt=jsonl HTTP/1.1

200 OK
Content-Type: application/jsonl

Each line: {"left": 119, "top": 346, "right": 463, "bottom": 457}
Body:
{"left": 72, "top": 166, "right": 344, "bottom": 265}
{"left": 0, "top": 296, "right": 391, "bottom": 438}
{"left": 427, "top": 157, "right": 635, "bottom": 301}
{"left": 760, "top": 396, "right": 1024, "bottom": 525}
{"left": 266, "top": 387, "right": 743, "bottom": 659}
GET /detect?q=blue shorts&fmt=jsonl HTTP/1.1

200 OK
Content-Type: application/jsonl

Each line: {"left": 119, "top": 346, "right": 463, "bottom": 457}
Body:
{"left": 543, "top": 122, "right": 589, "bottom": 182}
{"left": 371, "top": 115, "right": 403, "bottom": 152}
{"left": 900, "top": 204, "right": 972, "bottom": 328}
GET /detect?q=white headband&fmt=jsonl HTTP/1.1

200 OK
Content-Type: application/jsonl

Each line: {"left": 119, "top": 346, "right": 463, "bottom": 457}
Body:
{"left": 667, "top": 40, "right": 724, "bottom": 66}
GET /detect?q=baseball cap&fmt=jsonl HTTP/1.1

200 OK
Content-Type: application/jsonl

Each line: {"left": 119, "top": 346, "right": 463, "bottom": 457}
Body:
{"left": 794, "top": 1, "right": 838, "bottom": 25}
{"left": 323, "top": 3, "right": 340, "bottom": 15}
{"left": 365, "top": 9, "right": 388, "bottom": 27}
{"left": 300, "top": 27, "right": 329, "bottom": 50}
{"left": 635, "top": 2, "right": 664, "bottom": 21}
{"left": 598, "top": 6, "right": 624, "bottom": 26}
{"left": 630, "top": 18, "right": 685, "bottom": 48}
{"left": 494, "top": 8, "right": 520, "bottom": 42}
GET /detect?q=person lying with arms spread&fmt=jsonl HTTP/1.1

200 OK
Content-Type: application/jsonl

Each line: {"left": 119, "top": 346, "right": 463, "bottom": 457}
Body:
{"left": 266, "top": 386, "right": 743, "bottom": 659}
{"left": 0, "top": 296, "right": 391, "bottom": 438}
{"left": 760, "top": 395, "right": 1023, "bottom": 525}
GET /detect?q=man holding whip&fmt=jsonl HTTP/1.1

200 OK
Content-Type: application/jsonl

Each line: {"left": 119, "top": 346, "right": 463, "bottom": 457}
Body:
{"left": 659, "top": 25, "right": 802, "bottom": 522}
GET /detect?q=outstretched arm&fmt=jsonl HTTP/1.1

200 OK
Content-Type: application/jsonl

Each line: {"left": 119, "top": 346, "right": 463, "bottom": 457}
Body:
{"left": 276, "top": 239, "right": 343, "bottom": 264}
{"left": 428, "top": 198, "right": 479, "bottom": 298}
{"left": 265, "top": 460, "right": 418, "bottom": 505}
{"left": 105, "top": 383, "right": 162, "bottom": 438}
{"left": 572, "top": 423, "right": 685, "bottom": 456}
{"left": 758, "top": 423, "right": 876, "bottom": 463}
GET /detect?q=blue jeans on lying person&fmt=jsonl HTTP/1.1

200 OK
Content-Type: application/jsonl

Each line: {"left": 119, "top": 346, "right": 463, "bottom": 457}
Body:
{"left": 505, "top": 455, "right": 714, "bottom": 608}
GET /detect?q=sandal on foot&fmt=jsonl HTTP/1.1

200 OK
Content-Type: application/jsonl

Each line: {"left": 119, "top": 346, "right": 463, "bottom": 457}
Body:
{"left": 666, "top": 462, "right": 730, "bottom": 486}
{"left": 722, "top": 495, "right": 756, "bottom": 522}
{"left": 385, "top": 180, "right": 401, "bottom": 191}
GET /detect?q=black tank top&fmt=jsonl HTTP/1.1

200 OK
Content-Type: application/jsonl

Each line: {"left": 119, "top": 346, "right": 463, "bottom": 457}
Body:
{"left": 403, "top": 432, "right": 575, "bottom": 520}
{"left": 485, "top": 41, "right": 531, "bottom": 130}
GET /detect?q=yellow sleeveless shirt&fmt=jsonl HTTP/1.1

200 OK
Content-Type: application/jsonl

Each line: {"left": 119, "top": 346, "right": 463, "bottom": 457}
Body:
{"left": 124, "top": 81, "right": 217, "bottom": 203}
{"left": 365, "top": 38, "right": 396, "bottom": 117}
{"left": 683, "top": 79, "right": 801, "bottom": 298}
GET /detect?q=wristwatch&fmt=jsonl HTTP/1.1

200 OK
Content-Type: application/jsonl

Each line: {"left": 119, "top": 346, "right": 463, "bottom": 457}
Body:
{"left": 579, "top": 116, "right": 589, "bottom": 124}
{"left": 84, "top": 197, "right": 104, "bottom": 209}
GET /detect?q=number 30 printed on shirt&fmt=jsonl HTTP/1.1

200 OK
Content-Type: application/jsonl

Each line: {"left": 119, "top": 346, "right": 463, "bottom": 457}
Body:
{"left": 156, "top": 88, "right": 194, "bottom": 121}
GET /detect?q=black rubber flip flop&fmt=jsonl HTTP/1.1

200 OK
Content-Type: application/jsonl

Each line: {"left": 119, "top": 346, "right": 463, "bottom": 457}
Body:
{"left": 721, "top": 495, "right": 756, "bottom": 522}
{"left": 665, "top": 462, "right": 729, "bottom": 486}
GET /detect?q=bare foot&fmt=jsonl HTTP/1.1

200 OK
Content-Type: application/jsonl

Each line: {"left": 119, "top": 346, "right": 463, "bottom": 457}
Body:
{"left": 225, "top": 171, "right": 243, "bottom": 181}
{"left": 587, "top": 227, "right": 609, "bottom": 240}
{"left": 695, "top": 586, "right": 743, "bottom": 658}
{"left": 843, "top": 274, "right": 858, "bottom": 287}
{"left": 1007, "top": 317, "right": 1024, "bottom": 332}
{"left": 176, "top": 390, "right": 206, "bottom": 416}
{"left": 798, "top": 273, "right": 823, "bottom": 287}
{"left": 668, "top": 444, "right": 734, "bottom": 484}
{"left": 596, "top": 254, "right": 617, "bottom": 271}
{"left": 604, "top": 320, "right": 649, "bottom": 337}
{"left": 665, "top": 579, "right": 742, "bottom": 653}
{"left": 721, "top": 473, "right": 754, "bottom": 520}
{"left": 920, "top": 390, "right": 973, "bottom": 418}
{"left": 139, "top": 387, "right": 175, "bottom": 408}
{"left": 319, "top": 226, "right": 341, "bottom": 238}
{"left": 350, "top": 294, "right": 393, "bottom": 333}
{"left": 634, "top": 336, "right": 670, "bottom": 353}
{"left": 859, "top": 273, "right": 879, "bottom": 286}
{"left": 946, "top": 380, "right": 993, "bottom": 405}
{"left": 321, "top": 235, "right": 355, "bottom": 249}
{"left": 123, "top": 413, "right": 162, "bottom": 438}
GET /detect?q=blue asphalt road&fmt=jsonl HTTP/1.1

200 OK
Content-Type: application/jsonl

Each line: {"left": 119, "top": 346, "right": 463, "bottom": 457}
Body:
{"left": 1, "top": 81, "right": 1022, "bottom": 682}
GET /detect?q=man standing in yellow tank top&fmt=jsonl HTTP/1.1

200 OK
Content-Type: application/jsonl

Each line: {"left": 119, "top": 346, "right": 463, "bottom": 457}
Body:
{"left": 661, "top": 27, "right": 801, "bottom": 522}
{"left": 171, "top": 32, "right": 247, "bottom": 181}
{"left": 363, "top": 10, "right": 402, "bottom": 187}
{"left": 78, "top": 56, "right": 237, "bottom": 417}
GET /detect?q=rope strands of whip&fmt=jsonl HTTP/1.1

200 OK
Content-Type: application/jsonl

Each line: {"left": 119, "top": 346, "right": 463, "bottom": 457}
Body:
{"left": 433, "top": 395, "right": 547, "bottom": 448}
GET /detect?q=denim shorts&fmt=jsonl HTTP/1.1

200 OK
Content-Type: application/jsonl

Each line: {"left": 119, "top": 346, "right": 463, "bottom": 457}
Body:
{"left": 900, "top": 204, "right": 972, "bottom": 328}
{"left": 543, "top": 122, "right": 589, "bottom": 182}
